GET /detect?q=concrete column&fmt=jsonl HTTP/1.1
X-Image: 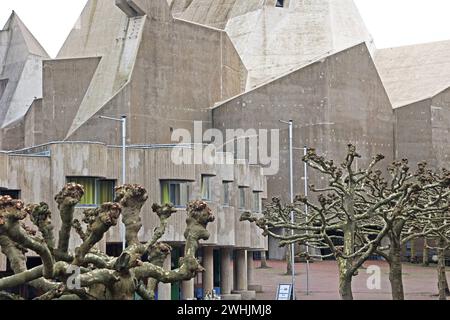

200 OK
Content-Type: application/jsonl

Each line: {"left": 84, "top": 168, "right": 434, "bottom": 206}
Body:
{"left": 247, "top": 252, "right": 255, "bottom": 286}
{"left": 248, "top": 252, "right": 263, "bottom": 293}
{"left": 220, "top": 248, "right": 233, "bottom": 295}
{"left": 231, "top": 249, "right": 256, "bottom": 300}
{"left": 181, "top": 279, "right": 195, "bottom": 300}
{"left": 157, "top": 253, "right": 171, "bottom": 300}
{"left": 202, "top": 247, "right": 214, "bottom": 294}
{"left": 235, "top": 249, "right": 248, "bottom": 291}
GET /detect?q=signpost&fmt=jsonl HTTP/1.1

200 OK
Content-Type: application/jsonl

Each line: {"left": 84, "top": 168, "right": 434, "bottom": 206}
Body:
{"left": 276, "top": 284, "right": 294, "bottom": 300}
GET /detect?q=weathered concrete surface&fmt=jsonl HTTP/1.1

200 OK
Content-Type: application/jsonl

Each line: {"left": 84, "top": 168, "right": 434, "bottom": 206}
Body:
{"left": 37, "top": 57, "right": 101, "bottom": 144}
{"left": 47, "top": 0, "right": 246, "bottom": 146}
{"left": 213, "top": 43, "right": 394, "bottom": 203}
{"left": 0, "top": 12, "right": 49, "bottom": 149}
{"left": 394, "top": 87, "right": 450, "bottom": 170}
{"left": 375, "top": 40, "right": 450, "bottom": 109}
{"left": 172, "top": 0, "right": 374, "bottom": 89}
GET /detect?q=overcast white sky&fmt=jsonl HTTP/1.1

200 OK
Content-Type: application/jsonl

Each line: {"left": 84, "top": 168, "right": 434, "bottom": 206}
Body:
{"left": 1, "top": 0, "right": 450, "bottom": 58}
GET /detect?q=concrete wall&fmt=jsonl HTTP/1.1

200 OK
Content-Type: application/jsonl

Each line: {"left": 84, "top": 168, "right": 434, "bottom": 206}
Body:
{"left": 394, "top": 87, "right": 450, "bottom": 170}
{"left": 213, "top": 43, "right": 394, "bottom": 203}
{"left": 36, "top": 58, "right": 101, "bottom": 144}
{"left": 173, "top": 0, "right": 374, "bottom": 89}
{"left": 23, "top": 99, "right": 43, "bottom": 148}
{"left": 431, "top": 87, "right": 450, "bottom": 169}
{"left": 41, "top": 0, "right": 246, "bottom": 147}
{"left": 394, "top": 100, "right": 434, "bottom": 168}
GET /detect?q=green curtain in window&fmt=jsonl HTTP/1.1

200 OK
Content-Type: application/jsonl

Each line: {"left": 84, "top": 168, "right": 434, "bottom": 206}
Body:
{"left": 161, "top": 182, "right": 170, "bottom": 204}
{"left": 69, "top": 177, "right": 95, "bottom": 205}
{"left": 98, "top": 180, "right": 115, "bottom": 204}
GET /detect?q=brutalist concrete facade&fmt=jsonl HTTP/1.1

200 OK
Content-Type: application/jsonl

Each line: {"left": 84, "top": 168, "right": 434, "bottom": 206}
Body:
{"left": 375, "top": 41, "right": 450, "bottom": 169}
{"left": 0, "top": 0, "right": 450, "bottom": 291}
{"left": 0, "top": 12, "right": 49, "bottom": 150}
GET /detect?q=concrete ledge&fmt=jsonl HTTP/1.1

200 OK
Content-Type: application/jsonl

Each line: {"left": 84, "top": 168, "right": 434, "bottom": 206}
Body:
{"left": 221, "top": 294, "right": 242, "bottom": 300}
{"left": 232, "top": 290, "right": 256, "bottom": 300}
{"left": 248, "top": 284, "right": 263, "bottom": 293}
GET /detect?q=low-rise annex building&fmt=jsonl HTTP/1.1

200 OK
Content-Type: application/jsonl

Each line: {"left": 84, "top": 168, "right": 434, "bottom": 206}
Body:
{"left": 0, "top": 142, "right": 267, "bottom": 300}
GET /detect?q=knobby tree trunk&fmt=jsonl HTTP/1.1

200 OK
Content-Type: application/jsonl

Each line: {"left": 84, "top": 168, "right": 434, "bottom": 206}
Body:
{"left": 423, "top": 238, "right": 429, "bottom": 267}
{"left": 388, "top": 237, "right": 405, "bottom": 300}
{"left": 409, "top": 239, "right": 417, "bottom": 263}
{"left": 336, "top": 222, "right": 356, "bottom": 300}
{"left": 260, "top": 251, "right": 269, "bottom": 269}
{"left": 285, "top": 246, "right": 293, "bottom": 275}
{"left": 337, "top": 258, "right": 353, "bottom": 300}
{"left": 437, "top": 241, "right": 449, "bottom": 300}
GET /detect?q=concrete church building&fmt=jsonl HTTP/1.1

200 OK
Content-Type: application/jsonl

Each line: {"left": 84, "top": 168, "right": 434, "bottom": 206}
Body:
{"left": 1, "top": 0, "right": 450, "bottom": 298}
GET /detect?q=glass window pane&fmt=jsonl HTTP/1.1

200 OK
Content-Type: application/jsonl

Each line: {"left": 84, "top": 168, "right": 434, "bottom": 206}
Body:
{"left": 180, "top": 183, "right": 189, "bottom": 206}
{"left": 201, "top": 176, "right": 212, "bottom": 201}
{"left": 253, "top": 192, "right": 260, "bottom": 213}
{"left": 223, "top": 182, "right": 230, "bottom": 206}
{"left": 172, "top": 183, "right": 182, "bottom": 206}
{"left": 239, "top": 188, "right": 246, "bottom": 209}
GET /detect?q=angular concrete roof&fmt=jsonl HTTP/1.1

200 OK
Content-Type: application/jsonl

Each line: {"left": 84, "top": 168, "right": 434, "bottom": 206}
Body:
{"left": 171, "top": 0, "right": 374, "bottom": 89}
{"left": 0, "top": 12, "right": 49, "bottom": 128}
{"left": 375, "top": 40, "right": 450, "bottom": 108}
{"left": 3, "top": 12, "right": 49, "bottom": 58}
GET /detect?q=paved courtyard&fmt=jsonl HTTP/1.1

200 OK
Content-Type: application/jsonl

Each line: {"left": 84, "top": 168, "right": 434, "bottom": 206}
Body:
{"left": 254, "top": 260, "right": 448, "bottom": 300}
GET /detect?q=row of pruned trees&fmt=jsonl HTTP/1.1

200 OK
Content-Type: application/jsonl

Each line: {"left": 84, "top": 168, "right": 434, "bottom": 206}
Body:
{"left": 242, "top": 144, "right": 450, "bottom": 300}
{"left": 0, "top": 184, "right": 214, "bottom": 300}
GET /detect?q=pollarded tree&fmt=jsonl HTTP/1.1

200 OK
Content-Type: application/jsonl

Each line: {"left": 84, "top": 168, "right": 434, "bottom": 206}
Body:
{"left": 364, "top": 161, "right": 450, "bottom": 300}
{"left": 405, "top": 193, "right": 450, "bottom": 301}
{"left": 243, "top": 145, "right": 391, "bottom": 300}
{"left": 242, "top": 144, "right": 450, "bottom": 300}
{"left": 0, "top": 183, "right": 214, "bottom": 300}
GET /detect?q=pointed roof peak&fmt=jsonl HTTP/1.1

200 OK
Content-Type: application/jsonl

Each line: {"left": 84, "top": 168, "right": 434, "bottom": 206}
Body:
{"left": 2, "top": 10, "right": 49, "bottom": 58}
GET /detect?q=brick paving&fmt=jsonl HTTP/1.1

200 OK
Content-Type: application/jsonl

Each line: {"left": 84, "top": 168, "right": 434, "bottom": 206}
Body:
{"left": 254, "top": 260, "right": 448, "bottom": 300}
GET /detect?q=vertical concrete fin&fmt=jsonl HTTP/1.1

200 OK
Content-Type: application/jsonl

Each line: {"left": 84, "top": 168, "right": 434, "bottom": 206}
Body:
{"left": 65, "top": 13, "right": 146, "bottom": 140}
{"left": 116, "top": 0, "right": 145, "bottom": 17}
{"left": 132, "top": 0, "right": 173, "bottom": 21}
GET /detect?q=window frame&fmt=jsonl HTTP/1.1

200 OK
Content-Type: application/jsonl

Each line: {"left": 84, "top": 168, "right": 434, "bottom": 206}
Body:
{"left": 66, "top": 177, "right": 116, "bottom": 207}
{"left": 201, "top": 175, "right": 213, "bottom": 202}
{"left": 239, "top": 187, "right": 247, "bottom": 209}
{"left": 0, "top": 188, "right": 21, "bottom": 199}
{"left": 223, "top": 181, "right": 232, "bottom": 207}
{"left": 252, "top": 191, "right": 262, "bottom": 213}
{"left": 160, "top": 180, "right": 192, "bottom": 208}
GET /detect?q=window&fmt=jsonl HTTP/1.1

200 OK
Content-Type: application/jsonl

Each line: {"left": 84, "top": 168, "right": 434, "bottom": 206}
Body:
{"left": 276, "top": 0, "right": 284, "bottom": 7}
{"left": 201, "top": 175, "right": 213, "bottom": 201}
{"left": 161, "top": 181, "right": 191, "bottom": 207}
{"left": 223, "top": 182, "right": 232, "bottom": 206}
{"left": 67, "top": 177, "right": 115, "bottom": 206}
{"left": 253, "top": 192, "right": 261, "bottom": 213}
{"left": 239, "top": 187, "right": 246, "bottom": 209}
{"left": 0, "top": 189, "right": 21, "bottom": 199}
